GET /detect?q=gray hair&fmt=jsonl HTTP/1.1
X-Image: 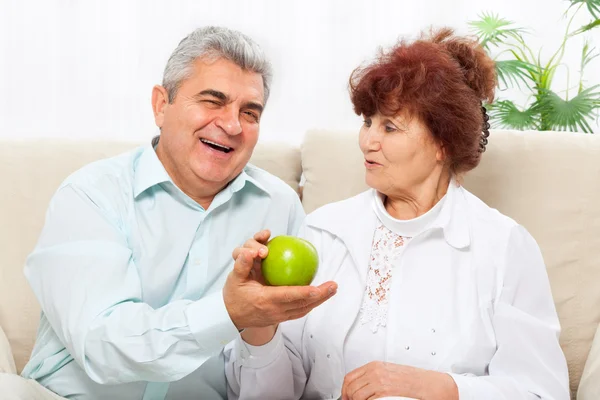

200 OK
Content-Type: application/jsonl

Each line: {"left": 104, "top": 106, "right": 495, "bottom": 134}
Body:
{"left": 162, "top": 26, "right": 273, "bottom": 105}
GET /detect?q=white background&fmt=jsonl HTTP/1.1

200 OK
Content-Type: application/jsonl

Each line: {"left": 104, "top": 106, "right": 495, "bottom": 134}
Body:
{"left": 1, "top": 0, "right": 599, "bottom": 145}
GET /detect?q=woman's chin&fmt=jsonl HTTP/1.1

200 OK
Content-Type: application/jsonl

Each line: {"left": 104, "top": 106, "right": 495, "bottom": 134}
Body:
{"left": 365, "top": 176, "right": 385, "bottom": 193}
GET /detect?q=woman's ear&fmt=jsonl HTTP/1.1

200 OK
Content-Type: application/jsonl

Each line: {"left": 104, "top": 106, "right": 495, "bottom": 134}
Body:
{"left": 436, "top": 141, "right": 447, "bottom": 163}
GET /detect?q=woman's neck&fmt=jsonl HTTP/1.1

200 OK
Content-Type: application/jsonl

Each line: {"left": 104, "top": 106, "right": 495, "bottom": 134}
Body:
{"left": 384, "top": 172, "right": 451, "bottom": 220}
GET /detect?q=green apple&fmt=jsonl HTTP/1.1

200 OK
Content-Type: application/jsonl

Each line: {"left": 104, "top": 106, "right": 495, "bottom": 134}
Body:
{"left": 261, "top": 235, "right": 319, "bottom": 286}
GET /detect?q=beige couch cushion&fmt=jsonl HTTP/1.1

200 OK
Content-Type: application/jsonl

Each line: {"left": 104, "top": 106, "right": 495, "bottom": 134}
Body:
{"left": 250, "top": 141, "right": 303, "bottom": 194}
{"left": 0, "top": 373, "right": 67, "bottom": 399}
{"left": 0, "top": 325, "right": 16, "bottom": 374}
{"left": 301, "top": 129, "right": 600, "bottom": 397}
{"left": 0, "top": 139, "right": 301, "bottom": 373}
{"left": 301, "top": 130, "right": 368, "bottom": 213}
{"left": 0, "top": 140, "right": 141, "bottom": 374}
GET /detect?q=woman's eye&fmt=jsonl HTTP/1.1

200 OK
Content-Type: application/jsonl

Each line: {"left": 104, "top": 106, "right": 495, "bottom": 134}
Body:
{"left": 363, "top": 118, "right": 372, "bottom": 128}
{"left": 385, "top": 125, "right": 396, "bottom": 132}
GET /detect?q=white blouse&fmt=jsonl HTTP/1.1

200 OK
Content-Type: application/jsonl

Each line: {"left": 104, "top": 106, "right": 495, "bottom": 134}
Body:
{"left": 225, "top": 182, "right": 569, "bottom": 400}
{"left": 344, "top": 191, "right": 445, "bottom": 373}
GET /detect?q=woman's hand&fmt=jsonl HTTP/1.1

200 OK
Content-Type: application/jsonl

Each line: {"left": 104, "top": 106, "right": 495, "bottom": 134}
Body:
{"left": 341, "top": 361, "right": 458, "bottom": 400}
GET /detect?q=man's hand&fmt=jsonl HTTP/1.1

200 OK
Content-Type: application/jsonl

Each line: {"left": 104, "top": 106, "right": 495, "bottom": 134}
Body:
{"left": 341, "top": 361, "right": 458, "bottom": 400}
{"left": 223, "top": 230, "right": 337, "bottom": 330}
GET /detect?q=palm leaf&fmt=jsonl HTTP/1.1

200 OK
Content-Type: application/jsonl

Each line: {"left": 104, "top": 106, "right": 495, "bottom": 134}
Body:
{"left": 468, "top": 12, "right": 524, "bottom": 49}
{"left": 579, "top": 41, "right": 599, "bottom": 92}
{"left": 539, "top": 63, "right": 561, "bottom": 91}
{"left": 487, "top": 100, "right": 540, "bottom": 130}
{"left": 495, "top": 59, "right": 538, "bottom": 89}
{"left": 536, "top": 86, "right": 600, "bottom": 132}
{"left": 568, "top": 0, "right": 600, "bottom": 18}
{"left": 572, "top": 18, "right": 600, "bottom": 34}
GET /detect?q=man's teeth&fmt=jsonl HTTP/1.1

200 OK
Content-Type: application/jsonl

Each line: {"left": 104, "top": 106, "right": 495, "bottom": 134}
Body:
{"left": 200, "top": 139, "right": 232, "bottom": 152}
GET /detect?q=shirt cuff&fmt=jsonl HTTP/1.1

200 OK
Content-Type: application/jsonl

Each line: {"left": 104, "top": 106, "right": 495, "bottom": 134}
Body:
{"left": 236, "top": 326, "right": 283, "bottom": 369}
{"left": 185, "top": 289, "right": 239, "bottom": 351}
{"left": 448, "top": 373, "right": 476, "bottom": 400}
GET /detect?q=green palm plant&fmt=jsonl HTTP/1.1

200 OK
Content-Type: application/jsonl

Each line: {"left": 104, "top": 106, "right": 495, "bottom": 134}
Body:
{"left": 469, "top": 1, "right": 600, "bottom": 133}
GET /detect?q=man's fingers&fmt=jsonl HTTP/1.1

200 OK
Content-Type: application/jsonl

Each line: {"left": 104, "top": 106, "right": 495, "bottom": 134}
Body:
{"left": 243, "top": 238, "right": 269, "bottom": 259}
{"left": 253, "top": 229, "right": 271, "bottom": 244}
{"left": 232, "top": 248, "right": 258, "bottom": 279}
{"left": 282, "top": 282, "right": 337, "bottom": 307}
{"left": 285, "top": 289, "right": 336, "bottom": 320}
{"left": 251, "top": 259, "right": 267, "bottom": 285}
{"left": 267, "top": 281, "right": 337, "bottom": 305}
{"left": 232, "top": 236, "right": 269, "bottom": 261}
{"left": 232, "top": 247, "right": 243, "bottom": 260}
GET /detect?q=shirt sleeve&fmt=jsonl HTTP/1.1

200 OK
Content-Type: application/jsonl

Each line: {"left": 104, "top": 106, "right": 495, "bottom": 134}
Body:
{"left": 286, "top": 192, "right": 306, "bottom": 236}
{"left": 24, "top": 184, "right": 239, "bottom": 384}
{"left": 450, "top": 225, "right": 570, "bottom": 400}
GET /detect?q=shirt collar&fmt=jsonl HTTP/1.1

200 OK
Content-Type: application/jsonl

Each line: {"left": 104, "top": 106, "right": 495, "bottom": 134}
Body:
{"left": 228, "top": 166, "right": 269, "bottom": 195}
{"left": 371, "top": 179, "right": 469, "bottom": 249}
{"left": 373, "top": 189, "right": 446, "bottom": 237}
{"left": 308, "top": 178, "right": 470, "bottom": 251}
{"left": 197, "top": 167, "right": 270, "bottom": 212}
{"left": 427, "top": 178, "right": 471, "bottom": 249}
{"left": 133, "top": 139, "right": 269, "bottom": 202}
{"left": 133, "top": 144, "right": 172, "bottom": 198}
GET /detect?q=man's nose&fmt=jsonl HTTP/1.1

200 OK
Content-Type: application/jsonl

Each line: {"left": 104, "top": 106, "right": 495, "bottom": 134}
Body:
{"left": 215, "top": 108, "right": 242, "bottom": 136}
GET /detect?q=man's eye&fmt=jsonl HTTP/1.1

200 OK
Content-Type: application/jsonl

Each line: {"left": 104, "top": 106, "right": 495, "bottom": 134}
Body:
{"left": 243, "top": 111, "right": 259, "bottom": 122}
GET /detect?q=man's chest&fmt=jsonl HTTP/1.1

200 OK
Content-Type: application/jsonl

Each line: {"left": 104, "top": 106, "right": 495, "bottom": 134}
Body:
{"left": 125, "top": 197, "right": 295, "bottom": 308}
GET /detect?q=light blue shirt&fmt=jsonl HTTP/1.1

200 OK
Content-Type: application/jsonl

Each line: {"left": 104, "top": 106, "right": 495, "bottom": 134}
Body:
{"left": 21, "top": 143, "right": 305, "bottom": 399}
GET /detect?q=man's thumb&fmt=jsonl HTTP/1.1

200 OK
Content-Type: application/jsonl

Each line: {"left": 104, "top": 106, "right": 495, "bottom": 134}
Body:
{"left": 232, "top": 250, "right": 254, "bottom": 280}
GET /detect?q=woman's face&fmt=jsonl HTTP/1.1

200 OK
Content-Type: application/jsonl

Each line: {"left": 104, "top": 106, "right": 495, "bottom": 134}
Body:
{"left": 359, "top": 111, "right": 445, "bottom": 196}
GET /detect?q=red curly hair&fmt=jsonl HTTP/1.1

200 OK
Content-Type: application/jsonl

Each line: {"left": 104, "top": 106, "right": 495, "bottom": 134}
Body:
{"left": 350, "top": 28, "right": 497, "bottom": 173}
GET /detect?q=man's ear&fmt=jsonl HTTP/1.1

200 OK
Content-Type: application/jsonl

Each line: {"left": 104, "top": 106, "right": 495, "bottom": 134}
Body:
{"left": 152, "top": 85, "right": 169, "bottom": 128}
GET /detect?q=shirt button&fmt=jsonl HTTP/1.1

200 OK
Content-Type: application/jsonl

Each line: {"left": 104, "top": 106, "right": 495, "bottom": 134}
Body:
{"left": 431, "top": 328, "right": 436, "bottom": 333}
{"left": 405, "top": 346, "right": 410, "bottom": 350}
{"left": 310, "top": 334, "right": 313, "bottom": 339}
{"left": 194, "top": 259, "right": 201, "bottom": 265}
{"left": 431, "top": 351, "right": 437, "bottom": 356}
{"left": 326, "top": 354, "right": 331, "bottom": 358}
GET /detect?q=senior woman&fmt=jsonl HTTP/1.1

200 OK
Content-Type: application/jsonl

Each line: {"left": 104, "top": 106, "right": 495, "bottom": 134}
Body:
{"left": 223, "top": 29, "right": 569, "bottom": 400}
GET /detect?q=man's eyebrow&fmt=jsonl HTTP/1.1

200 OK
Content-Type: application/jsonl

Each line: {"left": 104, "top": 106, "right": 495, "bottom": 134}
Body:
{"left": 194, "top": 89, "right": 228, "bottom": 101}
{"left": 243, "top": 101, "right": 264, "bottom": 114}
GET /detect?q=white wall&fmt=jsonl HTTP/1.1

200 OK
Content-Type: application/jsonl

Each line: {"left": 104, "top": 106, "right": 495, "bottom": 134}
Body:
{"left": 1, "top": 0, "right": 599, "bottom": 145}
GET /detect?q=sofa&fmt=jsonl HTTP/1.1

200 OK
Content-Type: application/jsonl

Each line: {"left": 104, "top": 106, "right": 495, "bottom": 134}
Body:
{"left": 0, "top": 129, "right": 599, "bottom": 399}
